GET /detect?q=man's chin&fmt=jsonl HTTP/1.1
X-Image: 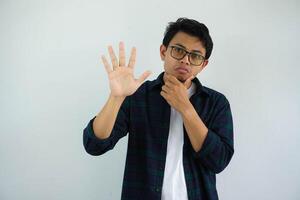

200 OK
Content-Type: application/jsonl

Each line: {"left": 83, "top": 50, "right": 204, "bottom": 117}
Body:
{"left": 177, "top": 77, "right": 185, "bottom": 82}
{"left": 164, "top": 71, "right": 188, "bottom": 82}
{"left": 175, "top": 74, "right": 188, "bottom": 82}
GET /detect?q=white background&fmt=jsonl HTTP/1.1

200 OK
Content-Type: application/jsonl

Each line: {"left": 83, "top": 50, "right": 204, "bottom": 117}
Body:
{"left": 1, "top": 0, "right": 299, "bottom": 199}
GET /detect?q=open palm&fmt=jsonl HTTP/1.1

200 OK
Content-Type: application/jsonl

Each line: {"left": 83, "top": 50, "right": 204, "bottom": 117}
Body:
{"left": 101, "top": 42, "right": 151, "bottom": 97}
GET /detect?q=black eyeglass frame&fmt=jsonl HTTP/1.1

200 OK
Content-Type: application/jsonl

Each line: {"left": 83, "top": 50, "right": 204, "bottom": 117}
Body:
{"left": 168, "top": 45, "right": 206, "bottom": 66}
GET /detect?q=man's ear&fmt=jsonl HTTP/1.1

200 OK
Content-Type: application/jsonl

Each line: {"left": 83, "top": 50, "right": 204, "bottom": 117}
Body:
{"left": 201, "top": 59, "right": 209, "bottom": 70}
{"left": 160, "top": 45, "right": 167, "bottom": 61}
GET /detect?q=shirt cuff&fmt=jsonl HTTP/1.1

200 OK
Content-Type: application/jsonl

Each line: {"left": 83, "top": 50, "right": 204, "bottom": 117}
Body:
{"left": 192, "top": 129, "right": 219, "bottom": 159}
{"left": 85, "top": 116, "right": 113, "bottom": 145}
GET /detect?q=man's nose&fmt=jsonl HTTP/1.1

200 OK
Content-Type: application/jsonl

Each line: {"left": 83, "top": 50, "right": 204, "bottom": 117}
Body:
{"left": 180, "top": 54, "right": 190, "bottom": 65}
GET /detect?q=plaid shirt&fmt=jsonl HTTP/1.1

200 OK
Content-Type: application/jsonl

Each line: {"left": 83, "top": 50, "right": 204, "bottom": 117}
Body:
{"left": 83, "top": 72, "right": 234, "bottom": 200}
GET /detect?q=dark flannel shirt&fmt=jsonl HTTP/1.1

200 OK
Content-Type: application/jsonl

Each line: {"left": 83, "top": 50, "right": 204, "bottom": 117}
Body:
{"left": 83, "top": 72, "right": 234, "bottom": 200}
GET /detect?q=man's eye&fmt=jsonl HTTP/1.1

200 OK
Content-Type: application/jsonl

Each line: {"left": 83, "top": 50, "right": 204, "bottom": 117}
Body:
{"left": 174, "top": 47, "right": 184, "bottom": 54}
{"left": 191, "top": 53, "right": 202, "bottom": 60}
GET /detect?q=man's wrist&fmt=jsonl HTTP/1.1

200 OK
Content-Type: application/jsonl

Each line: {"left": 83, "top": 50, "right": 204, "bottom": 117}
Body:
{"left": 180, "top": 102, "right": 194, "bottom": 117}
{"left": 109, "top": 93, "right": 126, "bottom": 102}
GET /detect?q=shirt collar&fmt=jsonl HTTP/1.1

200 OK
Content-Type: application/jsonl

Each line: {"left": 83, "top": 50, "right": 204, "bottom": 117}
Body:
{"left": 149, "top": 71, "right": 210, "bottom": 97}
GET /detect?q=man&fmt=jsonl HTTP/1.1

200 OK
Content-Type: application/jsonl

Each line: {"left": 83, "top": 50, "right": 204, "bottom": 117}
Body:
{"left": 83, "top": 18, "right": 234, "bottom": 200}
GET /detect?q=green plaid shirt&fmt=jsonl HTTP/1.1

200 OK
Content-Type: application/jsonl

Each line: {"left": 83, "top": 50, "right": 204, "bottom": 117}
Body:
{"left": 83, "top": 72, "right": 234, "bottom": 200}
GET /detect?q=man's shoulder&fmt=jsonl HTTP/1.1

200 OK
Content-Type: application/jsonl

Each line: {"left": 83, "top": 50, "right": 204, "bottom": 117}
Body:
{"left": 202, "top": 85, "right": 230, "bottom": 106}
{"left": 134, "top": 78, "right": 159, "bottom": 94}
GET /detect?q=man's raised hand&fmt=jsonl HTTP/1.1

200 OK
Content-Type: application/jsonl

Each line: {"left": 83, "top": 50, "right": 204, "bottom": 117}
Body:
{"left": 101, "top": 42, "right": 151, "bottom": 97}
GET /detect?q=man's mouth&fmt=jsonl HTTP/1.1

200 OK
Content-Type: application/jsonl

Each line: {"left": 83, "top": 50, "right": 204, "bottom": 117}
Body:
{"left": 175, "top": 67, "right": 189, "bottom": 74}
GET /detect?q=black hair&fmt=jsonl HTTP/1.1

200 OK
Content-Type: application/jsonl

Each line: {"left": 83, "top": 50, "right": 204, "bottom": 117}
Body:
{"left": 162, "top": 17, "right": 213, "bottom": 59}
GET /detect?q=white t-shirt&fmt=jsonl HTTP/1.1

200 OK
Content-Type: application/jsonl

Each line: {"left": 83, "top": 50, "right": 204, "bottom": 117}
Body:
{"left": 161, "top": 82, "right": 196, "bottom": 200}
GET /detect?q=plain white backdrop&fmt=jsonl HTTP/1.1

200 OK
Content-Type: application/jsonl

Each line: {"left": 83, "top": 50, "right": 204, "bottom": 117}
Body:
{"left": 1, "top": 0, "right": 299, "bottom": 199}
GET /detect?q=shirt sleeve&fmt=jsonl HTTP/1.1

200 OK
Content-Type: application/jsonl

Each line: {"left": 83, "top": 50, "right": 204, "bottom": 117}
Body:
{"left": 192, "top": 97, "right": 234, "bottom": 174}
{"left": 82, "top": 96, "right": 130, "bottom": 156}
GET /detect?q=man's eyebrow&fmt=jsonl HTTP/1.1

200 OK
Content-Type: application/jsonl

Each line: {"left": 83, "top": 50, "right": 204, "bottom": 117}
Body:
{"left": 174, "top": 43, "right": 204, "bottom": 55}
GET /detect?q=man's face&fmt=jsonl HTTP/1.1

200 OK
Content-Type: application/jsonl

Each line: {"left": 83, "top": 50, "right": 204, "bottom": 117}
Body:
{"left": 160, "top": 31, "right": 209, "bottom": 82}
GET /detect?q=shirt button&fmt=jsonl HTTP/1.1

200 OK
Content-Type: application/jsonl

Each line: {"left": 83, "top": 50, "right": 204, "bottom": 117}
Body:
{"left": 155, "top": 187, "right": 161, "bottom": 192}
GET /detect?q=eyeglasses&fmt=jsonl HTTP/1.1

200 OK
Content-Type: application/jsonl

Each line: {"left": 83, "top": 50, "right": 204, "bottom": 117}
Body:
{"left": 169, "top": 45, "right": 205, "bottom": 66}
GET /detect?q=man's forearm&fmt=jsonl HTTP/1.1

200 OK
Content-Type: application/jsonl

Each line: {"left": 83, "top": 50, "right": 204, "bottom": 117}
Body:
{"left": 92, "top": 94, "right": 125, "bottom": 139}
{"left": 181, "top": 104, "right": 208, "bottom": 152}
